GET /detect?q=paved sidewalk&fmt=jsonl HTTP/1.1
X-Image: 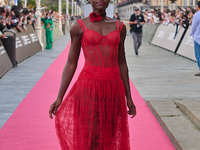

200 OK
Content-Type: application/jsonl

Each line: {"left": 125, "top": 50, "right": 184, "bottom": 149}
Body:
{"left": 125, "top": 35, "right": 200, "bottom": 101}
{"left": 0, "top": 33, "right": 71, "bottom": 128}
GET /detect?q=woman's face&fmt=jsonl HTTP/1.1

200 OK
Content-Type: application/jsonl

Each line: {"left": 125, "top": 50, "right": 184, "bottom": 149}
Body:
{"left": 189, "top": 12, "right": 193, "bottom": 18}
{"left": 90, "top": 0, "right": 110, "bottom": 11}
{"left": 11, "top": 11, "right": 14, "bottom": 16}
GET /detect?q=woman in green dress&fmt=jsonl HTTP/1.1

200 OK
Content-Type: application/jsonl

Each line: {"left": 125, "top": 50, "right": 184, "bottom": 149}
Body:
{"left": 41, "top": 12, "right": 54, "bottom": 49}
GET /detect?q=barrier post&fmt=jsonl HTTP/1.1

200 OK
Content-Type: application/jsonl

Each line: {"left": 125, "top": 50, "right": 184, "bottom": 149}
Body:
{"left": 35, "top": 0, "right": 44, "bottom": 50}
{"left": 2, "top": 30, "right": 16, "bottom": 67}
{"left": 174, "top": 27, "right": 189, "bottom": 53}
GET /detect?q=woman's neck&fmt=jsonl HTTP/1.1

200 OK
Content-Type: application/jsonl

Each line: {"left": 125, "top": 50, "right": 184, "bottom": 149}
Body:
{"left": 93, "top": 9, "right": 106, "bottom": 15}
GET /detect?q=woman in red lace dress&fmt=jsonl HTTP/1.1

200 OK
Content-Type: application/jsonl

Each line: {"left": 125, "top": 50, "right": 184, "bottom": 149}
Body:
{"left": 49, "top": 0, "right": 136, "bottom": 149}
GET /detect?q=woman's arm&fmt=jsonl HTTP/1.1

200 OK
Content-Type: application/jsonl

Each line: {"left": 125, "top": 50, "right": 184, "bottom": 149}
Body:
{"left": 129, "top": 20, "right": 137, "bottom": 24}
{"left": 49, "top": 21, "right": 82, "bottom": 119}
{"left": 50, "top": 18, "right": 53, "bottom": 29}
{"left": 118, "top": 24, "right": 136, "bottom": 118}
{"left": 41, "top": 18, "right": 46, "bottom": 29}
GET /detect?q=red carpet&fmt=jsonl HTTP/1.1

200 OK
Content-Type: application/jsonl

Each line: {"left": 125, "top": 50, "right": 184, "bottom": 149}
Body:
{"left": 0, "top": 42, "right": 175, "bottom": 150}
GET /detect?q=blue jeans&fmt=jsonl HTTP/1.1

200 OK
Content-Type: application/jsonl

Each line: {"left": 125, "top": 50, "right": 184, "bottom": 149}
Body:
{"left": 194, "top": 41, "right": 200, "bottom": 70}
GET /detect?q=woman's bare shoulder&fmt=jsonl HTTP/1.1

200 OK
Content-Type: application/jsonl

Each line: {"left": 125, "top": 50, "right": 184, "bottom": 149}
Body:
{"left": 70, "top": 20, "right": 83, "bottom": 35}
{"left": 81, "top": 17, "right": 90, "bottom": 23}
{"left": 107, "top": 17, "right": 116, "bottom": 21}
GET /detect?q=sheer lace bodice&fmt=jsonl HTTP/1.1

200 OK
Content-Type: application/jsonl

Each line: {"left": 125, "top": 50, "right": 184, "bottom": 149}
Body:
{"left": 77, "top": 19, "right": 123, "bottom": 81}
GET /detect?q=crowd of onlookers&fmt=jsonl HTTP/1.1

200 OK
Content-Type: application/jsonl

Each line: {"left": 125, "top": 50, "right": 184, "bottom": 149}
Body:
{"left": 0, "top": 5, "right": 38, "bottom": 34}
{"left": 0, "top": 5, "right": 67, "bottom": 39}
{"left": 141, "top": 6, "right": 196, "bottom": 26}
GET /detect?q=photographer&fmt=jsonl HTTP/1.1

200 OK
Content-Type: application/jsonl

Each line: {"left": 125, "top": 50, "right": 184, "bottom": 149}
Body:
{"left": 0, "top": 7, "right": 6, "bottom": 32}
{"left": 129, "top": 7, "right": 145, "bottom": 56}
{"left": 0, "top": 7, "right": 6, "bottom": 39}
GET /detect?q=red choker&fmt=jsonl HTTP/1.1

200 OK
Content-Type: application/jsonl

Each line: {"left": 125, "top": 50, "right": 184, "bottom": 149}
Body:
{"left": 89, "top": 12, "right": 106, "bottom": 22}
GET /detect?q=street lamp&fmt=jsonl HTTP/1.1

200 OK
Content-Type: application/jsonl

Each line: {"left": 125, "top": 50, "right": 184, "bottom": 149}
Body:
{"left": 35, "top": 0, "right": 43, "bottom": 50}
{"left": 169, "top": 0, "right": 177, "bottom": 10}
{"left": 169, "top": 0, "right": 177, "bottom": 3}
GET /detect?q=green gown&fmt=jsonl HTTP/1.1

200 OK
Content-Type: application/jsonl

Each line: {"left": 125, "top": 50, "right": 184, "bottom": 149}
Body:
{"left": 41, "top": 18, "right": 53, "bottom": 49}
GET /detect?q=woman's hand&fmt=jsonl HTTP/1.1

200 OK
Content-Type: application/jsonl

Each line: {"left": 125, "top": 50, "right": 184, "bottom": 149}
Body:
{"left": 49, "top": 99, "right": 62, "bottom": 119}
{"left": 127, "top": 98, "right": 136, "bottom": 118}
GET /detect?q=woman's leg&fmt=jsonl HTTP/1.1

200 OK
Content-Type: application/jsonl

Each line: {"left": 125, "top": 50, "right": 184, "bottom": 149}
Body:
{"left": 50, "top": 29, "right": 54, "bottom": 49}
{"left": 45, "top": 28, "right": 52, "bottom": 49}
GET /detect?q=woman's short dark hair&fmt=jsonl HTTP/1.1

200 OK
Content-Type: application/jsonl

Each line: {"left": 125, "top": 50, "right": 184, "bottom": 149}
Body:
{"left": 86, "top": 0, "right": 91, "bottom": 3}
{"left": 183, "top": 14, "right": 188, "bottom": 19}
{"left": 198, "top": 1, "right": 200, "bottom": 9}
{"left": 11, "top": 5, "right": 18, "bottom": 11}
{"left": 191, "top": 9, "right": 196, "bottom": 14}
{"left": 185, "top": 10, "right": 189, "bottom": 15}
{"left": 14, "top": 9, "right": 21, "bottom": 18}
{"left": 22, "top": 8, "right": 29, "bottom": 15}
{"left": 0, "top": 7, "right": 5, "bottom": 14}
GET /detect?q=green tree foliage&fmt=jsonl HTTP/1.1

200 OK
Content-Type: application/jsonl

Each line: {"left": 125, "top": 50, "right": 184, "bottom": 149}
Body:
{"left": 41, "top": 0, "right": 72, "bottom": 14}
{"left": 41, "top": 0, "right": 58, "bottom": 8}
{"left": 27, "top": 0, "right": 36, "bottom": 8}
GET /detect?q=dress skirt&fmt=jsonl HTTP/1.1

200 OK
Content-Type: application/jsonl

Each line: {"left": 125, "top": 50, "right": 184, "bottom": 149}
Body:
{"left": 45, "top": 28, "right": 53, "bottom": 49}
{"left": 55, "top": 66, "right": 130, "bottom": 150}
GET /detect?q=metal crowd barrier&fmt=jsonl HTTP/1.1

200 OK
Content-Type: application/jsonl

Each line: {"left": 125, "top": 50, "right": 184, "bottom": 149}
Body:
{"left": 151, "top": 24, "right": 196, "bottom": 61}
{"left": 0, "top": 25, "right": 42, "bottom": 78}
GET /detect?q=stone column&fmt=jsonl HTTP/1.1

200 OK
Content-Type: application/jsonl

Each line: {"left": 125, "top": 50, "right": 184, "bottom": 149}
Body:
{"left": 161, "top": 0, "right": 164, "bottom": 12}
{"left": 72, "top": 0, "right": 74, "bottom": 16}
{"left": 25, "top": 0, "right": 27, "bottom": 7}
{"left": 35, "top": 0, "right": 43, "bottom": 50}
{"left": 75, "top": 1, "right": 77, "bottom": 16}
{"left": 66, "top": 0, "right": 69, "bottom": 16}
{"left": 58, "top": 0, "right": 62, "bottom": 31}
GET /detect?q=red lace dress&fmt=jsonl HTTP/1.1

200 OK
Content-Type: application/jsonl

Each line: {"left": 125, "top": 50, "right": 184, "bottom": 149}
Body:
{"left": 55, "top": 19, "right": 130, "bottom": 150}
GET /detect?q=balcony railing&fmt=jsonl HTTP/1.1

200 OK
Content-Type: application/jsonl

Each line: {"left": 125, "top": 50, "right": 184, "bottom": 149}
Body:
{"left": 117, "top": 0, "right": 143, "bottom": 7}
